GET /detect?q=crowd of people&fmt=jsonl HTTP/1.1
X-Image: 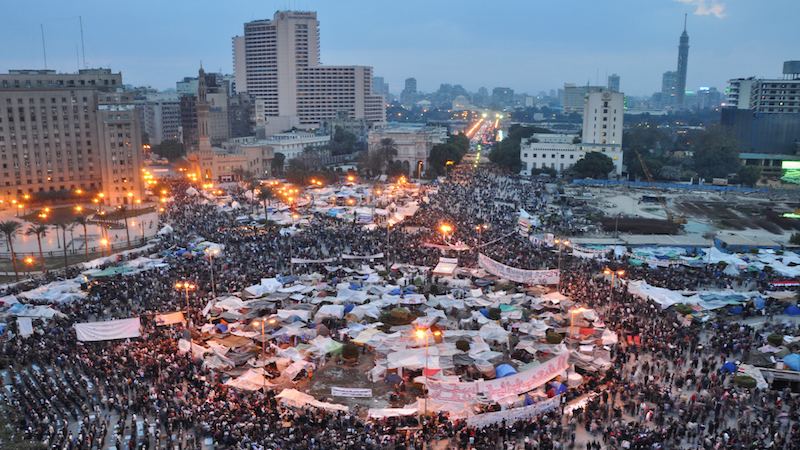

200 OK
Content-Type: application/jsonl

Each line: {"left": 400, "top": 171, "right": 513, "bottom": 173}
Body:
{"left": 0, "top": 164, "right": 799, "bottom": 450}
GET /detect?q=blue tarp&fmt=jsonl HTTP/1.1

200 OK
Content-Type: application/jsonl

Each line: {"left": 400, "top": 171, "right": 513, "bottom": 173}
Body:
{"left": 782, "top": 353, "right": 800, "bottom": 372}
{"left": 720, "top": 361, "right": 737, "bottom": 373}
{"left": 479, "top": 308, "right": 489, "bottom": 318}
{"left": 753, "top": 298, "right": 765, "bottom": 310}
{"left": 390, "top": 289, "right": 402, "bottom": 296}
{"left": 344, "top": 304, "right": 355, "bottom": 313}
{"left": 213, "top": 323, "right": 228, "bottom": 333}
{"left": 384, "top": 373, "right": 403, "bottom": 386}
{"left": 495, "top": 364, "right": 518, "bottom": 378}
{"left": 473, "top": 279, "right": 493, "bottom": 287}
{"left": 728, "top": 306, "right": 743, "bottom": 315}
{"left": 350, "top": 283, "right": 360, "bottom": 290}
{"left": 523, "top": 394, "right": 535, "bottom": 406}
{"left": 784, "top": 305, "right": 800, "bottom": 316}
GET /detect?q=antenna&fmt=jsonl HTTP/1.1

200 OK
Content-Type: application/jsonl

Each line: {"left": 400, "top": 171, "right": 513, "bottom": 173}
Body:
{"left": 684, "top": 13, "right": 687, "bottom": 32}
{"left": 80, "top": 16, "right": 86, "bottom": 69}
{"left": 41, "top": 24, "right": 47, "bottom": 69}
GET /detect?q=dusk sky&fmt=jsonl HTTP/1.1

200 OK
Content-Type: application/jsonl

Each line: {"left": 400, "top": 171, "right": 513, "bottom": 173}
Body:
{"left": 2, "top": 0, "right": 796, "bottom": 98}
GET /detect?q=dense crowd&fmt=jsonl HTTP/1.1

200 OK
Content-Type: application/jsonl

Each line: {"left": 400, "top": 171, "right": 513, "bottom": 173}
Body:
{"left": 0, "top": 164, "right": 798, "bottom": 450}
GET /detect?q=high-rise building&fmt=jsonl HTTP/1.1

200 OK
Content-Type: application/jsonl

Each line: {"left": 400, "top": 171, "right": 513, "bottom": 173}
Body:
{"left": 232, "top": 11, "right": 385, "bottom": 129}
{"left": 492, "top": 87, "right": 514, "bottom": 107}
{"left": 563, "top": 84, "right": 604, "bottom": 114}
{"left": 661, "top": 71, "right": 677, "bottom": 108}
{"left": 675, "top": 17, "right": 690, "bottom": 109}
{"left": 0, "top": 69, "right": 145, "bottom": 206}
{"left": 608, "top": 74, "right": 620, "bottom": 92}
{"left": 372, "top": 76, "right": 389, "bottom": 97}
{"left": 134, "top": 93, "right": 181, "bottom": 146}
{"left": 401, "top": 78, "right": 417, "bottom": 105}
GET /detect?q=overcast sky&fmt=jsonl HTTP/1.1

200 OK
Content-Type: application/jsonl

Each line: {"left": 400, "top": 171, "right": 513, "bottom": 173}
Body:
{"left": 2, "top": 0, "right": 795, "bottom": 97}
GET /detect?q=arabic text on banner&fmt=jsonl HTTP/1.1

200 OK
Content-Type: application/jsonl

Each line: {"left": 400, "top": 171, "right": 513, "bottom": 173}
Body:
{"left": 427, "top": 353, "right": 569, "bottom": 403}
{"left": 478, "top": 253, "right": 560, "bottom": 285}
{"left": 331, "top": 387, "right": 373, "bottom": 397}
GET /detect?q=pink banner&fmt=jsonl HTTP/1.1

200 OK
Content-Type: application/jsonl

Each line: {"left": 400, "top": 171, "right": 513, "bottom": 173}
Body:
{"left": 427, "top": 353, "right": 569, "bottom": 402}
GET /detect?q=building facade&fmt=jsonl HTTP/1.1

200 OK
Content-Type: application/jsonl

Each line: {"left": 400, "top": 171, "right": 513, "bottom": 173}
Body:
{"left": 367, "top": 125, "right": 447, "bottom": 176}
{"left": 232, "top": 11, "right": 386, "bottom": 130}
{"left": 0, "top": 69, "right": 144, "bottom": 206}
{"left": 661, "top": 71, "right": 677, "bottom": 108}
{"left": 608, "top": 74, "right": 620, "bottom": 92}
{"left": 134, "top": 93, "right": 181, "bottom": 146}
{"left": 563, "top": 84, "right": 604, "bottom": 115}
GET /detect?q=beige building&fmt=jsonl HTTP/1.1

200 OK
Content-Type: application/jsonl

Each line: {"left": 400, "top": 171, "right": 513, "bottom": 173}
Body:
{"left": 233, "top": 11, "right": 386, "bottom": 130}
{"left": 0, "top": 69, "right": 144, "bottom": 206}
{"left": 367, "top": 125, "right": 447, "bottom": 176}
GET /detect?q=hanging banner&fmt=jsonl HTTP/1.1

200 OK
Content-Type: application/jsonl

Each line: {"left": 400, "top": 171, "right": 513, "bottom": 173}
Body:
{"left": 155, "top": 312, "right": 185, "bottom": 326}
{"left": 518, "top": 216, "right": 531, "bottom": 236}
{"left": 331, "top": 387, "right": 373, "bottom": 398}
{"left": 341, "top": 253, "right": 384, "bottom": 260}
{"left": 478, "top": 254, "right": 559, "bottom": 285}
{"left": 427, "top": 352, "right": 569, "bottom": 403}
{"left": 423, "top": 243, "right": 471, "bottom": 251}
{"left": 75, "top": 318, "right": 141, "bottom": 342}
{"left": 291, "top": 257, "right": 336, "bottom": 264}
{"left": 466, "top": 395, "right": 562, "bottom": 428}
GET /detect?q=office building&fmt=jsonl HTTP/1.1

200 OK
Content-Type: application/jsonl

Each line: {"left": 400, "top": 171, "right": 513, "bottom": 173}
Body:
{"left": 492, "top": 87, "right": 514, "bottom": 107}
{"left": 134, "top": 93, "right": 181, "bottom": 146}
{"left": 367, "top": 125, "right": 447, "bottom": 176}
{"left": 401, "top": 78, "right": 417, "bottom": 105}
{"left": 661, "top": 71, "right": 677, "bottom": 108}
{"left": 563, "top": 84, "right": 604, "bottom": 114}
{"left": 608, "top": 74, "right": 620, "bottom": 92}
{"left": 232, "top": 11, "right": 386, "bottom": 130}
{"left": 372, "top": 76, "right": 389, "bottom": 97}
{"left": 675, "top": 19, "right": 690, "bottom": 109}
{"left": 0, "top": 69, "right": 145, "bottom": 206}
{"left": 696, "top": 87, "right": 722, "bottom": 110}
{"left": 721, "top": 61, "right": 800, "bottom": 156}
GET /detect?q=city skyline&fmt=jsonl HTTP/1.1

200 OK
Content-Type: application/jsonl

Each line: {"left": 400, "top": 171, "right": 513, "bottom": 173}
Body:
{"left": 1, "top": 0, "right": 796, "bottom": 98}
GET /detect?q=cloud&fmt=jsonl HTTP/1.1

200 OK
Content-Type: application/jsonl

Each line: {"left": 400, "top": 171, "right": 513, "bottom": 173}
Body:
{"left": 675, "top": 0, "right": 727, "bottom": 19}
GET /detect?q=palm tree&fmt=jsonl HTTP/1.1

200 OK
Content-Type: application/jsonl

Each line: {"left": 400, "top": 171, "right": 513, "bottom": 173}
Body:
{"left": 118, "top": 206, "right": 131, "bottom": 250}
{"left": 379, "top": 138, "right": 398, "bottom": 172}
{"left": 25, "top": 223, "right": 48, "bottom": 273}
{"left": 0, "top": 221, "right": 23, "bottom": 281}
{"left": 72, "top": 214, "right": 90, "bottom": 262}
{"left": 54, "top": 222, "right": 69, "bottom": 269}
{"left": 257, "top": 187, "right": 274, "bottom": 225}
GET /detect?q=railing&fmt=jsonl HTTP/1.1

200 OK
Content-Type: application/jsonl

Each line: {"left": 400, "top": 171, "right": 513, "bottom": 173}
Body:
{"left": 0, "top": 237, "right": 152, "bottom": 261}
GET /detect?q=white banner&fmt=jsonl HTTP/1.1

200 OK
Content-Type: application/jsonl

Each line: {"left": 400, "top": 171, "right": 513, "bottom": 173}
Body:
{"left": 155, "top": 312, "right": 185, "bottom": 326}
{"left": 427, "top": 353, "right": 569, "bottom": 402}
{"left": 331, "top": 387, "right": 373, "bottom": 398}
{"left": 341, "top": 253, "right": 384, "bottom": 260}
{"left": 291, "top": 257, "right": 336, "bottom": 264}
{"left": 466, "top": 395, "right": 561, "bottom": 428}
{"left": 17, "top": 317, "right": 33, "bottom": 337}
{"left": 75, "top": 318, "right": 141, "bottom": 342}
{"left": 478, "top": 254, "right": 560, "bottom": 285}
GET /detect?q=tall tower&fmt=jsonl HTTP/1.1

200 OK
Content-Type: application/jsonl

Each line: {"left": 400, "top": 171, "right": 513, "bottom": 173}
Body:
{"left": 675, "top": 15, "right": 690, "bottom": 109}
{"left": 197, "top": 68, "right": 212, "bottom": 151}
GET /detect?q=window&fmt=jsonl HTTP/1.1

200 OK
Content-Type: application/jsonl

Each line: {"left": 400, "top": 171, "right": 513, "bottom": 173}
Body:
{"left": 523, "top": 153, "right": 528, "bottom": 158}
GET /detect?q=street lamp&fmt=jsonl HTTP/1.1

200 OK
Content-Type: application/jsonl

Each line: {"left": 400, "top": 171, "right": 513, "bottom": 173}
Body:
{"left": 475, "top": 224, "right": 488, "bottom": 250}
{"left": 440, "top": 224, "right": 452, "bottom": 244}
{"left": 175, "top": 282, "right": 195, "bottom": 309}
{"left": 290, "top": 214, "right": 299, "bottom": 276}
{"left": 25, "top": 257, "right": 33, "bottom": 277}
{"left": 554, "top": 239, "right": 570, "bottom": 292}
{"left": 603, "top": 269, "right": 626, "bottom": 304}
{"left": 415, "top": 328, "right": 441, "bottom": 419}
{"left": 206, "top": 248, "right": 220, "bottom": 298}
{"left": 418, "top": 161, "right": 423, "bottom": 179}
{"left": 569, "top": 307, "right": 587, "bottom": 349}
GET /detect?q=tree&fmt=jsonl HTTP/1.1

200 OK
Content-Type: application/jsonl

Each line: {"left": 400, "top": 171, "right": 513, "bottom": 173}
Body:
{"left": 271, "top": 152, "right": 286, "bottom": 175}
{"left": 153, "top": 140, "right": 183, "bottom": 160}
{"left": 657, "top": 165, "right": 682, "bottom": 181}
{"left": 447, "top": 133, "right": 470, "bottom": 155}
{"left": 0, "top": 221, "right": 23, "bottom": 281}
{"left": 357, "top": 148, "right": 383, "bottom": 178}
{"left": 737, "top": 165, "right": 762, "bottom": 187}
{"left": 428, "top": 143, "right": 463, "bottom": 176}
{"left": 72, "top": 215, "right": 91, "bottom": 262}
{"left": 257, "top": 187, "right": 274, "bottom": 224}
{"left": 789, "top": 232, "right": 800, "bottom": 245}
{"left": 26, "top": 224, "right": 48, "bottom": 273}
{"left": 378, "top": 138, "right": 398, "bottom": 173}
{"left": 54, "top": 222, "right": 69, "bottom": 269}
{"left": 330, "top": 126, "right": 359, "bottom": 155}
{"left": 118, "top": 206, "right": 131, "bottom": 250}
{"left": 690, "top": 126, "right": 740, "bottom": 178}
{"left": 573, "top": 152, "right": 614, "bottom": 179}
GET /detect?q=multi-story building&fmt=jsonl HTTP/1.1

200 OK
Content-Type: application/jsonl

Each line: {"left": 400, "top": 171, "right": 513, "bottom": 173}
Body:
{"left": 675, "top": 22, "right": 690, "bottom": 109}
{"left": 696, "top": 87, "right": 722, "bottom": 110}
{"left": 232, "top": 11, "right": 386, "bottom": 130}
{"left": 608, "top": 74, "right": 620, "bottom": 92}
{"left": 0, "top": 69, "right": 144, "bottom": 206}
{"left": 492, "top": 87, "right": 514, "bottom": 107}
{"left": 563, "top": 84, "right": 604, "bottom": 114}
{"left": 661, "top": 71, "right": 677, "bottom": 108}
{"left": 401, "top": 78, "right": 417, "bottom": 106}
{"left": 134, "top": 93, "right": 181, "bottom": 146}
{"left": 722, "top": 61, "right": 800, "bottom": 156}
{"left": 521, "top": 89, "right": 624, "bottom": 176}
{"left": 367, "top": 125, "right": 447, "bottom": 176}
{"left": 372, "top": 76, "right": 389, "bottom": 97}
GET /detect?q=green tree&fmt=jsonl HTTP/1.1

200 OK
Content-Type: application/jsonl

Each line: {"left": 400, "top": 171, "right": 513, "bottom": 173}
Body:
{"left": 26, "top": 223, "right": 48, "bottom": 273}
{"left": 72, "top": 214, "right": 91, "bottom": 262}
{"left": 0, "top": 220, "right": 23, "bottom": 281}
{"left": 257, "top": 187, "right": 274, "bottom": 223}
{"left": 428, "top": 143, "right": 463, "bottom": 176}
{"left": 690, "top": 126, "right": 740, "bottom": 178}
{"left": 0, "top": 404, "right": 46, "bottom": 449}
{"left": 153, "top": 140, "right": 183, "bottom": 160}
{"left": 573, "top": 152, "right": 614, "bottom": 179}
{"left": 447, "top": 133, "right": 470, "bottom": 155}
{"left": 330, "top": 126, "right": 359, "bottom": 155}
{"left": 54, "top": 222, "right": 69, "bottom": 269}
{"left": 377, "top": 138, "right": 398, "bottom": 173}
{"left": 272, "top": 152, "right": 286, "bottom": 175}
{"left": 737, "top": 165, "right": 762, "bottom": 187}
{"left": 790, "top": 232, "right": 800, "bottom": 245}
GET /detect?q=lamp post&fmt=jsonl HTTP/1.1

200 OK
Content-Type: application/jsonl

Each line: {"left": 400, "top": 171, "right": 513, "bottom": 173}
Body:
{"left": 290, "top": 214, "right": 298, "bottom": 277}
{"left": 603, "top": 269, "right": 626, "bottom": 304}
{"left": 418, "top": 161, "right": 423, "bottom": 180}
{"left": 387, "top": 223, "right": 393, "bottom": 267}
{"left": 475, "top": 224, "right": 488, "bottom": 250}
{"left": 415, "top": 328, "right": 441, "bottom": 419}
{"left": 175, "top": 282, "right": 195, "bottom": 309}
{"left": 25, "top": 257, "right": 33, "bottom": 277}
{"left": 440, "top": 224, "right": 452, "bottom": 244}
{"left": 252, "top": 318, "right": 277, "bottom": 357}
{"left": 554, "top": 239, "right": 569, "bottom": 292}
{"left": 569, "top": 307, "right": 587, "bottom": 349}
{"left": 206, "top": 248, "right": 220, "bottom": 298}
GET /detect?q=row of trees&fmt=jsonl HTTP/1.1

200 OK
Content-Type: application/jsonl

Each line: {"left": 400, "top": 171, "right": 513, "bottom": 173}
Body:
{"left": 488, "top": 125, "right": 554, "bottom": 173}
{"left": 427, "top": 133, "right": 470, "bottom": 176}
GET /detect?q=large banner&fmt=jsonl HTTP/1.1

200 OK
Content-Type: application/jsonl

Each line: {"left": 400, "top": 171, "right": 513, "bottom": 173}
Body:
{"left": 466, "top": 395, "right": 561, "bottom": 428}
{"left": 331, "top": 387, "right": 373, "bottom": 398}
{"left": 155, "top": 312, "right": 185, "bottom": 326}
{"left": 427, "top": 353, "right": 569, "bottom": 402}
{"left": 478, "top": 254, "right": 559, "bottom": 285}
{"left": 341, "top": 253, "right": 384, "bottom": 260}
{"left": 291, "top": 257, "right": 336, "bottom": 264}
{"left": 75, "top": 318, "right": 141, "bottom": 342}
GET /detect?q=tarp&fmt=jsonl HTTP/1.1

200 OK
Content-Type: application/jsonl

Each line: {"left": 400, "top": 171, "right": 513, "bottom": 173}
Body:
{"left": 276, "top": 389, "right": 349, "bottom": 412}
{"left": 17, "top": 317, "right": 33, "bottom": 337}
{"left": 782, "top": 353, "right": 800, "bottom": 371}
{"left": 75, "top": 318, "right": 141, "bottom": 342}
{"left": 495, "top": 364, "right": 518, "bottom": 378}
{"left": 433, "top": 257, "right": 459, "bottom": 277}
{"left": 155, "top": 312, "right": 185, "bottom": 326}
{"left": 784, "top": 306, "right": 800, "bottom": 316}
{"left": 224, "top": 368, "right": 273, "bottom": 391}
{"left": 478, "top": 254, "right": 559, "bottom": 285}
{"left": 720, "top": 361, "right": 736, "bottom": 373}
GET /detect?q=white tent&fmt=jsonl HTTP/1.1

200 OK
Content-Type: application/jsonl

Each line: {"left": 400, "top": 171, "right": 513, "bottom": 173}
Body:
{"left": 433, "top": 257, "right": 458, "bottom": 277}
{"left": 276, "top": 389, "right": 349, "bottom": 412}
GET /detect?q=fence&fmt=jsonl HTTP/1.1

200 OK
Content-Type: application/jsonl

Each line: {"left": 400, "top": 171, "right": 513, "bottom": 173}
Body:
{"left": 571, "top": 179, "right": 793, "bottom": 195}
{"left": 0, "top": 237, "right": 151, "bottom": 261}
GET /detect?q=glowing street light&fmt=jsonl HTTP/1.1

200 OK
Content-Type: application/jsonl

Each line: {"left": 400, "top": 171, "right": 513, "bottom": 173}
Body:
{"left": 440, "top": 224, "right": 452, "bottom": 243}
{"left": 175, "top": 281, "right": 196, "bottom": 308}
{"left": 415, "top": 328, "right": 441, "bottom": 419}
{"left": 603, "top": 269, "right": 626, "bottom": 304}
